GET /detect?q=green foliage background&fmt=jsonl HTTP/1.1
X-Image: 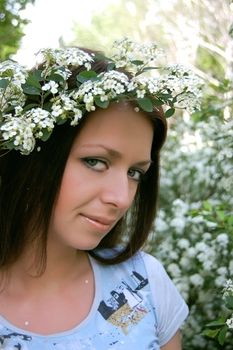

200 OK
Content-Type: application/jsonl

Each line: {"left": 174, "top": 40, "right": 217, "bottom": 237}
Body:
{"left": 0, "top": 0, "right": 34, "bottom": 60}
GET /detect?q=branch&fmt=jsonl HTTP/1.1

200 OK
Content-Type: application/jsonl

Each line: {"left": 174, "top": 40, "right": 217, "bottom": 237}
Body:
{"left": 198, "top": 39, "right": 226, "bottom": 59}
{"left": 190, "top": 66, "right": 221, "bottom": 87}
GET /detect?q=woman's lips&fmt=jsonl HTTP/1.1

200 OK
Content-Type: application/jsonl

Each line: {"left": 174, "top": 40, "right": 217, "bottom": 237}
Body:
{"left": 80, "top": 214, "right": 116, "bottom": 233}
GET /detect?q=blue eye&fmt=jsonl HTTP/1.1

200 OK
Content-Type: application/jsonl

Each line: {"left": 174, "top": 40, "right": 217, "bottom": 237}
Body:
{"left": 128, "top": 168, "right": 145, "bottom": 182}
{"left": 82, "top": 158, "right": 107, "bottom": 171}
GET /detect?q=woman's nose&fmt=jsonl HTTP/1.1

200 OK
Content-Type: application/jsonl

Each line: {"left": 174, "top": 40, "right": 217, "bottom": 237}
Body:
{"left": 100, "top": 172, "right": 136, "bottom": 210}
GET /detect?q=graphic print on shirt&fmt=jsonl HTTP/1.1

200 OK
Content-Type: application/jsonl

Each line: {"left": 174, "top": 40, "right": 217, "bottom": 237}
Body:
{"left": 0, "top": 329, "right": 32, "bottom": 349}
{"left": 0, "top": 255, "right": 165, "bottom": 349}
{"left": 98, "top": 270, "right": 149, "bottom": 335}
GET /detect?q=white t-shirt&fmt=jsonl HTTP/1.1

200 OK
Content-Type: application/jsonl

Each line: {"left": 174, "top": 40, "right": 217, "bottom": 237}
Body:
{"left": 0, "top": 251, "right": 188, "bottom": 349}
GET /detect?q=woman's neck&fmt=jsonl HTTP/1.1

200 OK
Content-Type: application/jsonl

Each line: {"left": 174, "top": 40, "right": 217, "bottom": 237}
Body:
{"left": 2, "top": 242, "right": 90, "bottom": 294}
{"left": 0, "top": 244, "right": 95, "bottom": 334}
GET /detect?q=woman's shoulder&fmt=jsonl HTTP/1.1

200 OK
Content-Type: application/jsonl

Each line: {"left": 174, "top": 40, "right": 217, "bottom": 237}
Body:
{"left": 93, "top": 247, "right": 161, "bottom": 263}
{"left": 92, "top": 248, "right": 167, "bottom": 280}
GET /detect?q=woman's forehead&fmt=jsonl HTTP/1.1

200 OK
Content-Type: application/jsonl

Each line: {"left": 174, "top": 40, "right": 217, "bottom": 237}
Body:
{"left": 70, "top": 104, "right": 154, "bottom": 158}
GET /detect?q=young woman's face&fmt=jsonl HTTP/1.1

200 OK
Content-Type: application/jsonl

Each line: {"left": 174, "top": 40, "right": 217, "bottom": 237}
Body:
{"left": 48, "top": 103, "right": 153, "bottom": 251}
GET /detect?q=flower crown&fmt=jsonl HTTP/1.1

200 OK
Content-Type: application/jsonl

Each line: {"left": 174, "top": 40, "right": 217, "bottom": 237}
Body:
{"left": 0, "top": 38, "right": 203, "bottom": 155}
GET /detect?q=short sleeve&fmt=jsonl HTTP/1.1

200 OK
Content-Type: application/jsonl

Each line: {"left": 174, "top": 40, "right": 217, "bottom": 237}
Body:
{"left": 142, "top": 252, "right": 189, "bottom": 347}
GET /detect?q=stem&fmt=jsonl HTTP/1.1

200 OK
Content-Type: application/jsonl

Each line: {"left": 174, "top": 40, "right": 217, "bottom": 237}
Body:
{"left": 0, "top": 76, "right": 12, "bottom": 112}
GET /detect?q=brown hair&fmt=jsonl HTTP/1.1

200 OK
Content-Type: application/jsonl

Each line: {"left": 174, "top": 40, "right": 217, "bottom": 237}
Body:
{"left": 0, "top": 48, "right": 167, "bottom": 270}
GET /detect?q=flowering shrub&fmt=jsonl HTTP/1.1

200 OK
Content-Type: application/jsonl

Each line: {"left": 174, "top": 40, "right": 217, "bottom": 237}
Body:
{"left": 224, "top": 280, "right": 233, "bottom": 331}
{"left": 203, "top": 279, "right": 233, "bottom": 345}
{"left": 149, "top": 115, "right": 233, "bottom": 349}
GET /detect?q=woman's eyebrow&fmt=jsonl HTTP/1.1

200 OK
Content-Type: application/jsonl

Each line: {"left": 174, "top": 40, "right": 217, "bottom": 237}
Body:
{"left": 80, "top": 144, "right": 122, "bottom": 158}
{"left": 79, "top": 144, "right": 152, "bottom": 166}
{"left": 134, "top": 160, "right": 153, "bottom": 167}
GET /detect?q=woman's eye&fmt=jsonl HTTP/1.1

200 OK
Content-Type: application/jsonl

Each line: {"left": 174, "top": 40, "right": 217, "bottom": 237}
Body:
{"left": 128, "top": 168, "right": 145, "bottom": 182}
{"left": 82, "top": 158, "right": 107, "bottom": 171}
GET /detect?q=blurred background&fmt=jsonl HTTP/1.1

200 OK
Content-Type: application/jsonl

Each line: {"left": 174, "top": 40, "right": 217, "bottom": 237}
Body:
{"left": 1, "top": 0, "right": 233, "bottom": 348}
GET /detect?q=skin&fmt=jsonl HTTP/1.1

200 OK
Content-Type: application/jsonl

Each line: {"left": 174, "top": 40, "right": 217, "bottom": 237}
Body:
{"left": 48, "top": 102, "right": 153, "bottom": 252}
{"left": 161, "top": 331, "right": 182, "bottom": 350}
{"left": 0, "top": 103, "right": 182, "bottom": 348}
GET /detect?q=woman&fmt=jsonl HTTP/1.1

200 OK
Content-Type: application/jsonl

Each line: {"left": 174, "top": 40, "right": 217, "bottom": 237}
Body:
{"left": 0, "top": 39, "right": 201, "bottom": 349}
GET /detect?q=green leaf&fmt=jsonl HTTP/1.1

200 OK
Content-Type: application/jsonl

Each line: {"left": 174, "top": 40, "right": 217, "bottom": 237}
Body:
{"left": 107, "top": 63, "right": 115, "bottom": 71}
{"left": 23, "top": 103, "right": 39, "bottom": 112}
{"left": 206, "top": 317, "right": 226, "bottom": 327}
{"left": 159, "top": 93, "right": 172, "bottom": 99}
{"left": 33, "top": 69, "right": 43, "bottom": 81}
{"left": 153, "top": 99, "right": 164, "bottom": 106}
{"left": 56, "top": 117, "right": 67, "bottom": 125}
{"left": 47, "top": 73, "right": 64, "bottom": 83}
{"left": 95, "top": 53, "right": 110, "bottom": 61}
{"left": 202, "top": 328, "right": 220, "bottom": 338}
{"left": 94, "top": 96, "right": 109, "bottom": 109}
{"left": 26, "top": 74, "right": 42, "bottom": 89}
{"left": 0, "top": 78, "right": 9, "bottom": 89}
{"left": 216, "top": 210, "right": 225, "bottom": 221}
{"left": 77, "top": 70, "right": 98, "bottom": 83}
{"left": 203, "top": 201, "right": 212, "bottom": 211}
{"left": 1, "top": 105, "right": 14, "bottom": 114}
{"left": 131, "top": 60, "right": 144, "bottom": 66}
{"left": 228, "top": 215, "right": 233, "bottom": 226}
{"left": 141, "top": 66, "right": 160, "bottom": 72}
{"left": 224, "top": 295, "right": 233, "bottom": 309}
{"left": 40, "top": 129, "right": 52, "bottom": 141}
{"left": 218, "top": 325, "right": 228, "bottom": 345}
{"left": 165, "top": 108, "right": 175, "bottom": 118}
{"left": 137, "top": 98, "right": 153, "bottom": 112}
{"left": 22, "top": 84, "right": 41, "bottom": 95}
{"left": 43, "top": 100, "right": 52, "bottom": 109}
{"left": 2, "top": 141, "right": 15, "bottom": 150}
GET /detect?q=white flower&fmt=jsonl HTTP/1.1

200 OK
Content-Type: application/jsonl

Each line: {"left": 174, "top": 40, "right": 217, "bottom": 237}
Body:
{"left": 167, "top": 263, "right": 181, "bottom": 277}
{"left": 203, "top": 259, "right": 215, "bottom": 271}
{"left": 217, "top": 267, "right": 227, "bottom": 276}
{"left": 30, "top": 108, "right": 55, "bottom": 129}
{"left": 173, "top": 199, "right": 189, "bottom": 214}
{"left": 170, "top": 217, "right": 186, "bottom": 233}
{"left": 1, "top": 115, "right": 35, "bottom": 154}
{"left": 136, "top": 89, "right": 146, "bottom": 98}
{"left": 229, "top": 260, "right": 233, "bottom": 274}
{"left": 52, "top": 104, "right": 63, "bottom": 117}
{"left": 215, "top": 275, "right": 228, "bottom": 287}
{"left": 42, "top": 80, "right": 59, "bottom": 94}
{"left": 100, "top": 94, "right": 108, "bottom": 102}
{"left": 178, "top": 238, "right": 190, "bottom": 249}
{"left": 40, "top": 47, "right": 94, "bottom": 71}
{"left": 186, "top": 247, "right": 196, "bottom": 258}
{"left": 0, "top": 61, "right": 28, "bottom": 112}
{"left": 215, "top": 233, "right": 229, "bottom": 247}
{"left": 190, "top": 274, "right": 204, "bottom": 287}
{"left": 155, "top": 216, "right": 168, "bottom": 231}
{"left": 223, "top": 279, "right": 233, "bottom": 298}
{"left": 0, "top": 60, "right": 28, "bottom": 85}
{"left": 54, "top": 67, "right": 72, "bottom": 80}
{"left": 83, "top": 93, "right": 94, "bottom": 104}
{"left": 203, "top": 232, "right": 211, "bottom": 240}
{"left": 70, "top": 109, "right": 82, "bottom": 126}
{"left": 112, "top": 37, "right": 164, "bottom": 73}
{"left": 195, "top": 241, "right": 208, "bottom": 252}
{"left": 180, "top": 256, "right": 190, "bottom": 268}
{"left": 191, "top": 215, "right": 204, "bottom": 224}
{"left": 205, "top": 220, "right": 217, "bottom": 228}
{"left": 15, "top": 106, "right": 23, "bottom": 116}
{"left": 226, "top": 315, "right": 233, "bottom": 329}
{"left": 169, "top": 251, "right": 179, "bottom": 260}
{"left": 0, "top": 39, "right": 203, "bottom": 155}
